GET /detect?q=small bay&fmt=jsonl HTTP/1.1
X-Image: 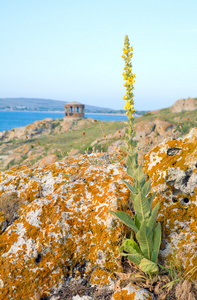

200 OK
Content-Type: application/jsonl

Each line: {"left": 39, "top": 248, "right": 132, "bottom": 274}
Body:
{"left": 0, "top": 111, "right": 127, "bottom": 132}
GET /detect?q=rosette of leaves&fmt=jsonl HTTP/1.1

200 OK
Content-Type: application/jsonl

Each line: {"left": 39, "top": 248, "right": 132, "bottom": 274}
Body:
{"left": 109, "top": 149, "right": 161, "bottom": 277}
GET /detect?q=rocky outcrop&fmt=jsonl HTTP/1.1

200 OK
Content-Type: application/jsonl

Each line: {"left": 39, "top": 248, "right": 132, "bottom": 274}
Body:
{"left": 93, "top": 119, "right": 176, "bottom": 157}
{"left": 0, "top": 118, "right": 99, "bottom": 169}
{"left": 143, "top": 127, "right": 197, "bottom": 279}
{"left": 0, "top": 128, "right": 197, "bottom": 298}
{"left": 0, "top": 117, "right": 178, "bottom": 170}
{"left": 0, "top": 151, "right": 132, "bottom": 299}
{"left": 0, "top": 118, "right": 95, "bottom": 143}
{"left": 169, "top": 98, "right": 197, "bottom": 113}
{"left": 133, "top": 119, "right": 177, "bottom": 158}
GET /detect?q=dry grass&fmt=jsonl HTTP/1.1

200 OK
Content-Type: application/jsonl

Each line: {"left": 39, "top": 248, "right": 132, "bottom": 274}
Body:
{"left": 0, "top": 192, "right": 20, "bottom": 224}
{"left": 113, "top": 260, "right": 197, "bottom": 300}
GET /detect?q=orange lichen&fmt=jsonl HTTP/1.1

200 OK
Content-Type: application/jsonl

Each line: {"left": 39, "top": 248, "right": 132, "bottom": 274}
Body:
{"left": 111, "top": 283, "right": 154, "bottom": 300}
{"left": 143, "top": 128, "right": 197, "bottom": 279}
{"left": 112, "top": 289, "right": 135, "bottom": 300}
{"left": 0, "top": 152, "right": 131, "bottom": 299}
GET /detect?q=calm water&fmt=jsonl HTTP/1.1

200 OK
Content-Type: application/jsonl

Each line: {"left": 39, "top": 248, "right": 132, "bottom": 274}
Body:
{"left": 0, "top": 111, "right": 128, "bottom": 132}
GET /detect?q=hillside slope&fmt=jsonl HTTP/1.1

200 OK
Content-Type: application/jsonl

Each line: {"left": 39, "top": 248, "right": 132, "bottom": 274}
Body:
{"left": 0, "top": 98, "right": 116, "bottom": 113}
{"left": 0, "top": 107, "right": 197, "bottom": 170}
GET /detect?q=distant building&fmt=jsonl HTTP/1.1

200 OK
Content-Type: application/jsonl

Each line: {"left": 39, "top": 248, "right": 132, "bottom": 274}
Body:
{"left": 64, "top": 101, "right": 85, "bottom": 118}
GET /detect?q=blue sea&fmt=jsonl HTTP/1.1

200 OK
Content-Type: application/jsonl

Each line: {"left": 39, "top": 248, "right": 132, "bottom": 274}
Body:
{"left": 0, "top": 111, "right": 128, "bottom": 132}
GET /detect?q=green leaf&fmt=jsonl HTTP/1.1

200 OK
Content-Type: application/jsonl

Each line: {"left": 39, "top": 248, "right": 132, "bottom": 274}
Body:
{"left": 108, "top": 210, "right": 138, "bottom": 233}
{"left": 127, "top": 253, "right": 143, "bottom": 266}
{"left": 133, "top": 193, "right": 151, "bottom": 222}
{"left": 139, "top": 178, "right": 146, "bottom": 189}
{"left": 151, "top": 222, "right": 161, "bottom": 263}
{"left": 147, "top": 192, "right": 156, "bottom": 209}
{"left": 128, "top": 139, "right": 137, "bottom": 150}
{"left": 151, "top": 250, "right": 158, "bottom": 264}
{"left": 122, "top": 180, "right": 136, "bottom": 193}
{"left": 126, "top": 153, "right": 136, "bottom": 167}
{"left": 126, "top": 153, "right": 138, "bottom": 176}
{"left": 139, "top": 258, "right": 159, "bottom": 275}
{"left": 147, "top": 203, "right": 160, "bottom": 231}
{"left": 130, "top": 191, "right": 137, "bottom": 201}
{"left": 134, "top": 167, "right": 145, "bottom": 183}
{"left": 133, "top": 181, "right": 138, "bottom": 191}
{"left": 121, "top": 239, "right": 141, "bottom": 255}
{"left": 120, "top": 146, "right": 130, "bottom": 156}
{"left": 136, "top": 221, "right": 153, "bottom": 260}
{"left": 118, "top": 244, "right": 125, "bottom": 253}
{"left": 141, "top": 180, "right": 151, "bottom": 197}
{"left": 134, "top": 215, "right": 141, "bottom": 230}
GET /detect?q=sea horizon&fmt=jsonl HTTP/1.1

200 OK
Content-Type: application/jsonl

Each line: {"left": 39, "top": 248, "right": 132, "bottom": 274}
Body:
{"left": 0, "top": 110, "right": 127, "bottom": 116}
{"left": 0, "top": 110, "right": 128, "bottom": 133}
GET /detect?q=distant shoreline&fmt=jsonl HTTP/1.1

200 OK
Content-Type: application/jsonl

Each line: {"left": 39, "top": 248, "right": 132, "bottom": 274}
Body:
{"left": 0, "top": 110, "right": 127, "bottom": 116}
{"left": 85, "top": 112, "right": 127, "bottom": 116}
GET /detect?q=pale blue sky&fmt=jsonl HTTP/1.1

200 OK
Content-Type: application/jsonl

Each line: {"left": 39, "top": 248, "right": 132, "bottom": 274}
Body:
{"left": 0, "top": 0, "right": 196, "bottom": 110}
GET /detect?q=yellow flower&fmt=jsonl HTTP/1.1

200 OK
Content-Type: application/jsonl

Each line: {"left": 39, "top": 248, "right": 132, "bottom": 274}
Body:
{"left": 121, "top": 55, "right": 125, "bottom": 58}
{"left": 124, "top": 101, "right": 133, "bottom": 110}
{"left": 126, "top": 79, "right": 134, "bottom": 86}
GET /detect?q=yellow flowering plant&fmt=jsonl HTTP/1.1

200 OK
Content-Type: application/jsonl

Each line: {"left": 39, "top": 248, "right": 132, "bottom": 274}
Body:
{"left": 122, "top": 35, "right": 136, "bottom": 154}
{"left": 109, "top": 35, "right": 161, "bottom": 278}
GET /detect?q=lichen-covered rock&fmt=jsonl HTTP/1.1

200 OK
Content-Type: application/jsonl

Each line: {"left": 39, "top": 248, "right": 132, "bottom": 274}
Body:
{"left": 72, "top": 296, "right": 93, "bottom": 300}
{"left": 0, "top": 117, "right": 95, "bottom": 143}
{"left": 0, "top": 152, "right": 131, "bottom": 299}
{"left": 143, "top": 128, "right": 197, "bottom": 279}
{"left": 111, "top": 283, "right": 155, "bottom": 300}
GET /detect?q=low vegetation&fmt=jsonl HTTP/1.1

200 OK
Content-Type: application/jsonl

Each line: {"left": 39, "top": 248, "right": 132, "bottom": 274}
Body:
{"left": 0, "top": 120, "right": 125, "bottom": 170}
{"left": 136, "top": 108, "right": 197, "bottom": 135}
{"left": 0, "top": 106, "right": 197, "bottom": 171}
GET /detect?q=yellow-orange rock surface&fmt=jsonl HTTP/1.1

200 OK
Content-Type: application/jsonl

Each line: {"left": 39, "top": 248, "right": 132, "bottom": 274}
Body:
{"left": 143, "top": 128, "right": 197, "bottom": 279}
{"left": 111, "top": 283, "right": 155, "bottom": 300}
{"left": 0, "top": 152, "right": 131, "bottom": 299}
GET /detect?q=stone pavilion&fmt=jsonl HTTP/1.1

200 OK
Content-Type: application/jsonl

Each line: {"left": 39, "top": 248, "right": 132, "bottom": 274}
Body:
{"left": 64, "top": 102, "right": 85, "bottom": 118}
